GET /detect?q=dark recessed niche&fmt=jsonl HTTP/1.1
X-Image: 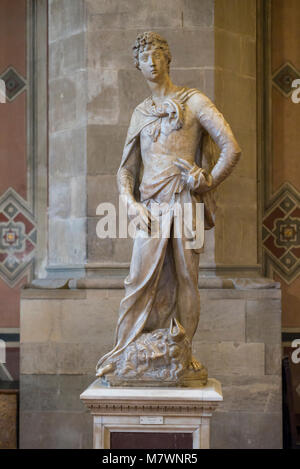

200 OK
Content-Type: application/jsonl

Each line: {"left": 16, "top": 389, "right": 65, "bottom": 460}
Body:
{"left": 110, "top": 431, "right": 193, "bottom": 449}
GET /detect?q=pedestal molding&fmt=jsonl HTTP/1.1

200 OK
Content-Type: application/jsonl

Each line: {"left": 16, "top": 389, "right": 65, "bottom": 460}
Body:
{"left": 82, "top": 400, "right": 220, "bottom": 416}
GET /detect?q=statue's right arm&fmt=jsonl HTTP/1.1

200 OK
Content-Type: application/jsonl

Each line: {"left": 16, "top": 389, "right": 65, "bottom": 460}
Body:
{"left": 118, "top": 167, "right": 135, "bottom": 205}
{"left": 117, "top": 146, "right": 151, "bottom": 233}
{"left": 117, "top": 143, "right": 141, "bottom": 206}
{"left": 116, "top": 108, "right": 153, "bottom": 233}
{"left": 117, "top": 107, "right": 142, "bottom": 205}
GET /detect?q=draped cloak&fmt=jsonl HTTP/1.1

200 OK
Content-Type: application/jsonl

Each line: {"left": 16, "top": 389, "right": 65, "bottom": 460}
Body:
{"left": 96, "top": 88, "right": 221, "bottom": 373}
{"left": 119, "top": 87, "right": 219, "bottom": 230}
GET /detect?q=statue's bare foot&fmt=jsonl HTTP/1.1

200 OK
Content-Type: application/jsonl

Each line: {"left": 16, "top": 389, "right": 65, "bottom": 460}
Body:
{"left": 190, "top": 356, "right": 203, "bottom": 371}
{"left": 183, "top": 357, "right": 208, "bottom": 385}
{"left": 96, "top": 363, "right": 114, "bottom": 378}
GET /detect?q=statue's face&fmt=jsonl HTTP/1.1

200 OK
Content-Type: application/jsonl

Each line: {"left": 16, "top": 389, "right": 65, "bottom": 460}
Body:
{"left": 138, "top": 45, "right": 169, "bottom": 82}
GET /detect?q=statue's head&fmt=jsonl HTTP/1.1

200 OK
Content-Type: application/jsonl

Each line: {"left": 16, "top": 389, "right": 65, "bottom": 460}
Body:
{"left": 133, "top": 32, "right": 172, "bottom": 81}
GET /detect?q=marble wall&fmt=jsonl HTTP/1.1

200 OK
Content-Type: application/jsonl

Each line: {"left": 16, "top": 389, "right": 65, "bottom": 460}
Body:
{"left": 0, "top": 0, "right": 48, "bottom": 382}
{"left": 268, "top": 0, "right": 300, "bottom": 328}
{"left": 0, "top": 0, "right": 29, "bottom": 382}
{"left": 261, "top": 0, "right": 300, "bottom": 417}
{"left": 214, "top": 0, "right": 258, "bottom": 270}
{"left": 48, "top": 0, "right": 87, "bottom": 269}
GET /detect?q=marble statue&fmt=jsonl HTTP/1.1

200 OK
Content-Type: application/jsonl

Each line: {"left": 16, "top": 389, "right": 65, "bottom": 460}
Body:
{"left": 96, "top": 32, "right": 241, "bottom": 386}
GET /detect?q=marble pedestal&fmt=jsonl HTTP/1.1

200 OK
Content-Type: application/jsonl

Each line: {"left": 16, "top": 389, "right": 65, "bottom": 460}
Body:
{"left": 80, "top": 378, "right": 223, "bottom": 449}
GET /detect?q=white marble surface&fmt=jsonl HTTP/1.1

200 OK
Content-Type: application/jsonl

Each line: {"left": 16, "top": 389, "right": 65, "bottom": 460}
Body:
{"left": 80, "top": 377, "right": 223, "bottom": 402}
{"left": 80, "top": 378, "right": 223, "bottom": 449}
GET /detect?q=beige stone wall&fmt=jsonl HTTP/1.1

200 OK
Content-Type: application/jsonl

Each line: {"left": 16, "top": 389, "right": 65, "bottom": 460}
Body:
{"left": 48, "top": 0, "right": 87, "bottom": 268}
{"left": 214, "top": 0, "right": 258, "bottom": 269}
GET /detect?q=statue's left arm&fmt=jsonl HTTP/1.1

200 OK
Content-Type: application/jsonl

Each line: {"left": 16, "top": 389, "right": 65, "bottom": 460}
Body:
{"left": 175, "top": 93, "right": 242, "bottom": 193}
{"left": 194, "top": 93, "right": 241, "bottom": 191}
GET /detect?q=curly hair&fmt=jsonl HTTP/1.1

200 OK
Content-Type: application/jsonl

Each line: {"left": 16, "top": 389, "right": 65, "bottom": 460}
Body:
{"left": 133, "top": 32, "right": 172, "bottom": 72}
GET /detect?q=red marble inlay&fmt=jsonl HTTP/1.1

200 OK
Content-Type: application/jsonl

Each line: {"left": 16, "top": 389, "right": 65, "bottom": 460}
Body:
{"left": 0, "top": 276, "right": 27, "bottom": 327}
{"left": 0, "top": 0, "right": 26, "bottom": 76}
{"left": 264, "top": 206, "right": 286, "bottom": 231}
{"left": 0, "top": 253, "right": 7, "bottom": 263}
{"left": 264, "top": 234, "right": 286, "bottom": 258}
{"left": 0, "top": 213, "right": 9, "bottom": 223}
{"left": 291, "top": 247, "right": 300, "bottom": 258}
{"left": 0, "top": 91, "right": 27, "bottom": 199}
{"left": 13, "top": 212, "right": 34, "bottom": 235}
{"left": 290, "top": 207, "right": 300, "bottom": 219}
{"left": 111, "top": 432, "right": 193, "bottom": 450}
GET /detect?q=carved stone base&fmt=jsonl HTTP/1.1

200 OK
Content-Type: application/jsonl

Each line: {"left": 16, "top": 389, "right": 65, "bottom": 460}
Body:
{"left": 96, "top": 319, "right": 208, "bottom": 387}
{"left": 80, "top": 378, "right": 223, "bottom": 449}
{"left": 101, "top": 366, "right": 208, "bottom": 388}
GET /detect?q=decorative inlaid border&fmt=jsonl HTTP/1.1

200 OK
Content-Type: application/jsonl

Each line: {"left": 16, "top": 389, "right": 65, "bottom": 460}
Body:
{"left": 262, "top": 183, "right": 300, "bottom": 284}
{"left": 272, "top": 62, "right": 300, "bottom": 98}
{"left": 0, "top": 188, "right": 36, "bottom": 287}
{"left": 0, "top": 66, "right": 27, "bottom": 102}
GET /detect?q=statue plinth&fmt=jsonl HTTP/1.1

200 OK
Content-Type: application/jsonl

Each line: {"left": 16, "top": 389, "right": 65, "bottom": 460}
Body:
{"left": 97, "top": 318, "right": 208, "bottom": 388}
{"left": 80, "top": 378, "right": 223, "bottom": 449}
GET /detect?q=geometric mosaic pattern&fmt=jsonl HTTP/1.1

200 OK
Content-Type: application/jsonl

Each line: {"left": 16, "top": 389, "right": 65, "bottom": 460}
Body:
{"left": 0, "top": 188, "right": 36, "bottom": 287}
{"left": 0, "top": 66, "right": 26, "bottom": 102}
{"left": 263, "top": 183, "right": 300, "bottom": 284}
{"left": 272, "top": 62, "right": 300, "bottom": 98}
